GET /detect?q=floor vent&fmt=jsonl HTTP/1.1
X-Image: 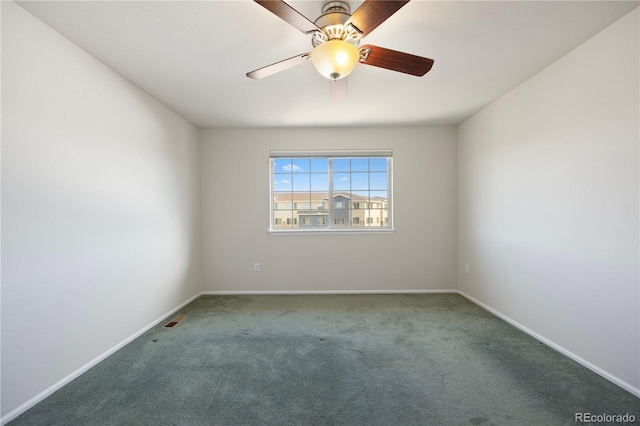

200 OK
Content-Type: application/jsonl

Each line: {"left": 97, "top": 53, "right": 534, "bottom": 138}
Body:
{"left": 163, "top": 315, "right": 188, "bottom": 328}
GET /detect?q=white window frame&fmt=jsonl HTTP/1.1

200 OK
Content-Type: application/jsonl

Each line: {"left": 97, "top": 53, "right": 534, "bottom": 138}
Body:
{"left": 269, "top": 149, "right": 394, "bottom": 234}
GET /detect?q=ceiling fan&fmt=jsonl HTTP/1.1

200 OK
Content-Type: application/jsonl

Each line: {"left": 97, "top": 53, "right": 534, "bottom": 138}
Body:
{"left": 246, "top": 0, "right": 434, "bottom": 101}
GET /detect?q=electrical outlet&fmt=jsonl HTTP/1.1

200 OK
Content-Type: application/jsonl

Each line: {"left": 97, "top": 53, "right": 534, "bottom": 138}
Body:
{"left": 254, "top": 263, "right": 260, "bottom": 272}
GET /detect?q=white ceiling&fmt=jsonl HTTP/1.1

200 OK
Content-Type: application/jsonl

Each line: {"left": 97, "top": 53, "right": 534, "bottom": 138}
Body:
{"left": 16, "top": 0, "right": 639, "bottom": 128}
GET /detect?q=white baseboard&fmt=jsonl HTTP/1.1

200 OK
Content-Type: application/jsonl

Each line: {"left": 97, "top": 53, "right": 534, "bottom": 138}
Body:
{"left": 0, "top": 292, "right": 202, "bottom": 426}
{"left": 456, "top": 290, "right": 640, "bottom": 399}
{"left": 200, "top": 289, "right": 458, "bottom": 295}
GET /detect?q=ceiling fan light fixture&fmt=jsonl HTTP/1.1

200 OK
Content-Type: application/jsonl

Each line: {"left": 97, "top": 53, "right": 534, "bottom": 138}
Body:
{"left": 311, "top": 39, "right": 359, "bottom": 80}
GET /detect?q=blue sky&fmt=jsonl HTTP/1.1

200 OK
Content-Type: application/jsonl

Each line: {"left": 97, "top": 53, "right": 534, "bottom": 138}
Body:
{"left": 273, "top": 157, "right": 388, "bottom": 197}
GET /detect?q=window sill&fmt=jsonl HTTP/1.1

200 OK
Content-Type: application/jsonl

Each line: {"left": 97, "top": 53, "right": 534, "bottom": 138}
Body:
{"left": 269, "top": 228, "right": 396, "bottom": 235}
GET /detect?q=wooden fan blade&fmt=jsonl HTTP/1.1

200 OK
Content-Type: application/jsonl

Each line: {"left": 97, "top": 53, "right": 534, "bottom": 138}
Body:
{"left": 330, "top": 78, "right": 348, "bottom": 102}
{"left": 346, "top": 0, "right": 410, "bottom": 37}
{"left": 359, "top": 44, "right": 434, "bottom": 76}
{"left": 246, "top": 53, "right": 311, "bottom": 79}
{"left": 254, "top": 0, "right": 322, "bottom": 34}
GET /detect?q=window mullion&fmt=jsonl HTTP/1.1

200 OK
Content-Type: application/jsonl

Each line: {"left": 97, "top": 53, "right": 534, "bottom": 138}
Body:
{"left": 349, "top": 158, "right": 353, "bottom": 228}
{"left": 366, "top": 158, "right": 370, "bottom": 227}
{"left": 270, "top": 158, "right": 275, "bottom": 229}
{"left": 388, "top": 158, "right": 392, "bottom": 228}
{"left": 329, "top": 158, "right": 334, "bottom": 229}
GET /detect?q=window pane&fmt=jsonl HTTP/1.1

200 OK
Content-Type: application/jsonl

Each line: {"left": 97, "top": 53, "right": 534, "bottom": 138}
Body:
{"left": 311, "top": 192, "right": 329, "bottom": 210}
{"left": 333, "top": 173, "right": 350, "bottom": 191}
{"left": 292, "top": 174, "right": 310, "bottom": 191}
{"left": 311, "top": 158, "right": 328, "bottom": 172}
{"left": 274, "top": 158, "right": 293, "bottom": 173}
{"left": 369, "top": 157, "right": 387, "bottom": 172}
{"left": 292, "top": 158, "right": 309, "bottom": 173}
{"left": 292, "top": 192, "right": 310, "bottom": 206}
{"left": 274, "top": 193, "right": 293, "bottom": 208}
{"left": 370, "top": 190, "right": 387, "bottom": 201}
{"left": 365, "top": 208, "right": 387, "bottom": 227}
{"left": 333, "top": 158, "right": 350, "bottom": 172}
{"left": 275, "top": 211, "right": 294, "bottom": 229}
{"left": 351, "top": 173, "right": 368, "bottom": 191}
{"left": 370, "top": 172, "right": 387, "bottom": 190}
{"left": 311, "top": 173, "right": 328, "bottom": 191}
{"left": 333, "top": 216, "right": 347, "bottom": 226}
{"left": 351, "top": 190, "right": 368, "bottom": 200}
{"left": 274, "top": 176, "right": 292, "bottom": 192}
{"left": 351, "top": 158, "right": 368, "bottom": 172}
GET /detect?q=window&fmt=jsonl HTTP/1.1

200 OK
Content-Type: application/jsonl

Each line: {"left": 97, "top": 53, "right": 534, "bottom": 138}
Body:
{"left": 270, "top": 150, "right": 392, "bottom": 232}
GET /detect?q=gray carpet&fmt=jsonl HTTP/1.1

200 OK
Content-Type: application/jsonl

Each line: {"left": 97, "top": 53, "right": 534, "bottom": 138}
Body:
{"left": 9, "top": 294, "right": 640, "bottom": 425}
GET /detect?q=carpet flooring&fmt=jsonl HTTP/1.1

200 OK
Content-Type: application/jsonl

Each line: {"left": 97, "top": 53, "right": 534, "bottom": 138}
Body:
{"left": 8, "top": 294, "right": 640, "bottom": 425}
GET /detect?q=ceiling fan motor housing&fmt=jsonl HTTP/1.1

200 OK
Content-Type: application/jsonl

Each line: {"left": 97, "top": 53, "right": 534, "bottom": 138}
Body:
{"left": 311, "top": 1, "right": 362, "bottom": 47}
{"left": 322, "top": 1, "right": 351, "bottom": 15}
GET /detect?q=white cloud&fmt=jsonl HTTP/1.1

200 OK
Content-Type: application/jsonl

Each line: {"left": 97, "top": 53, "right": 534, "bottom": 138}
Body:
{"left": 282, "top": 164, "right": 302, "bottom": 172}
{"left": 340, "top": 176, "right": 349, "bottom": 181}
{"left": 360, "top": 186, "right": 368, "bottom": 190}
{"left": 280, "top": 179, "right": 290, "bottom": 184}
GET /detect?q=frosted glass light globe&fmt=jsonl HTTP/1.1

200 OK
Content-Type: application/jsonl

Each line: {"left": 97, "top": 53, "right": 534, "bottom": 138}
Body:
{"left": 311, "top": 40, "right": 359, "bottom": 80}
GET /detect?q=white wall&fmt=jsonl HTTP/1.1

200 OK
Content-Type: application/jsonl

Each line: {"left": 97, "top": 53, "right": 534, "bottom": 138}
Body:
{"left": 201, "top": 127, "right": 457, "bottom": 293}
{"left": 1, "top": 2, "right": 202, "bottom": 419}
{"left": 457, "top": 8, "right": 639, "bottom": 394}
